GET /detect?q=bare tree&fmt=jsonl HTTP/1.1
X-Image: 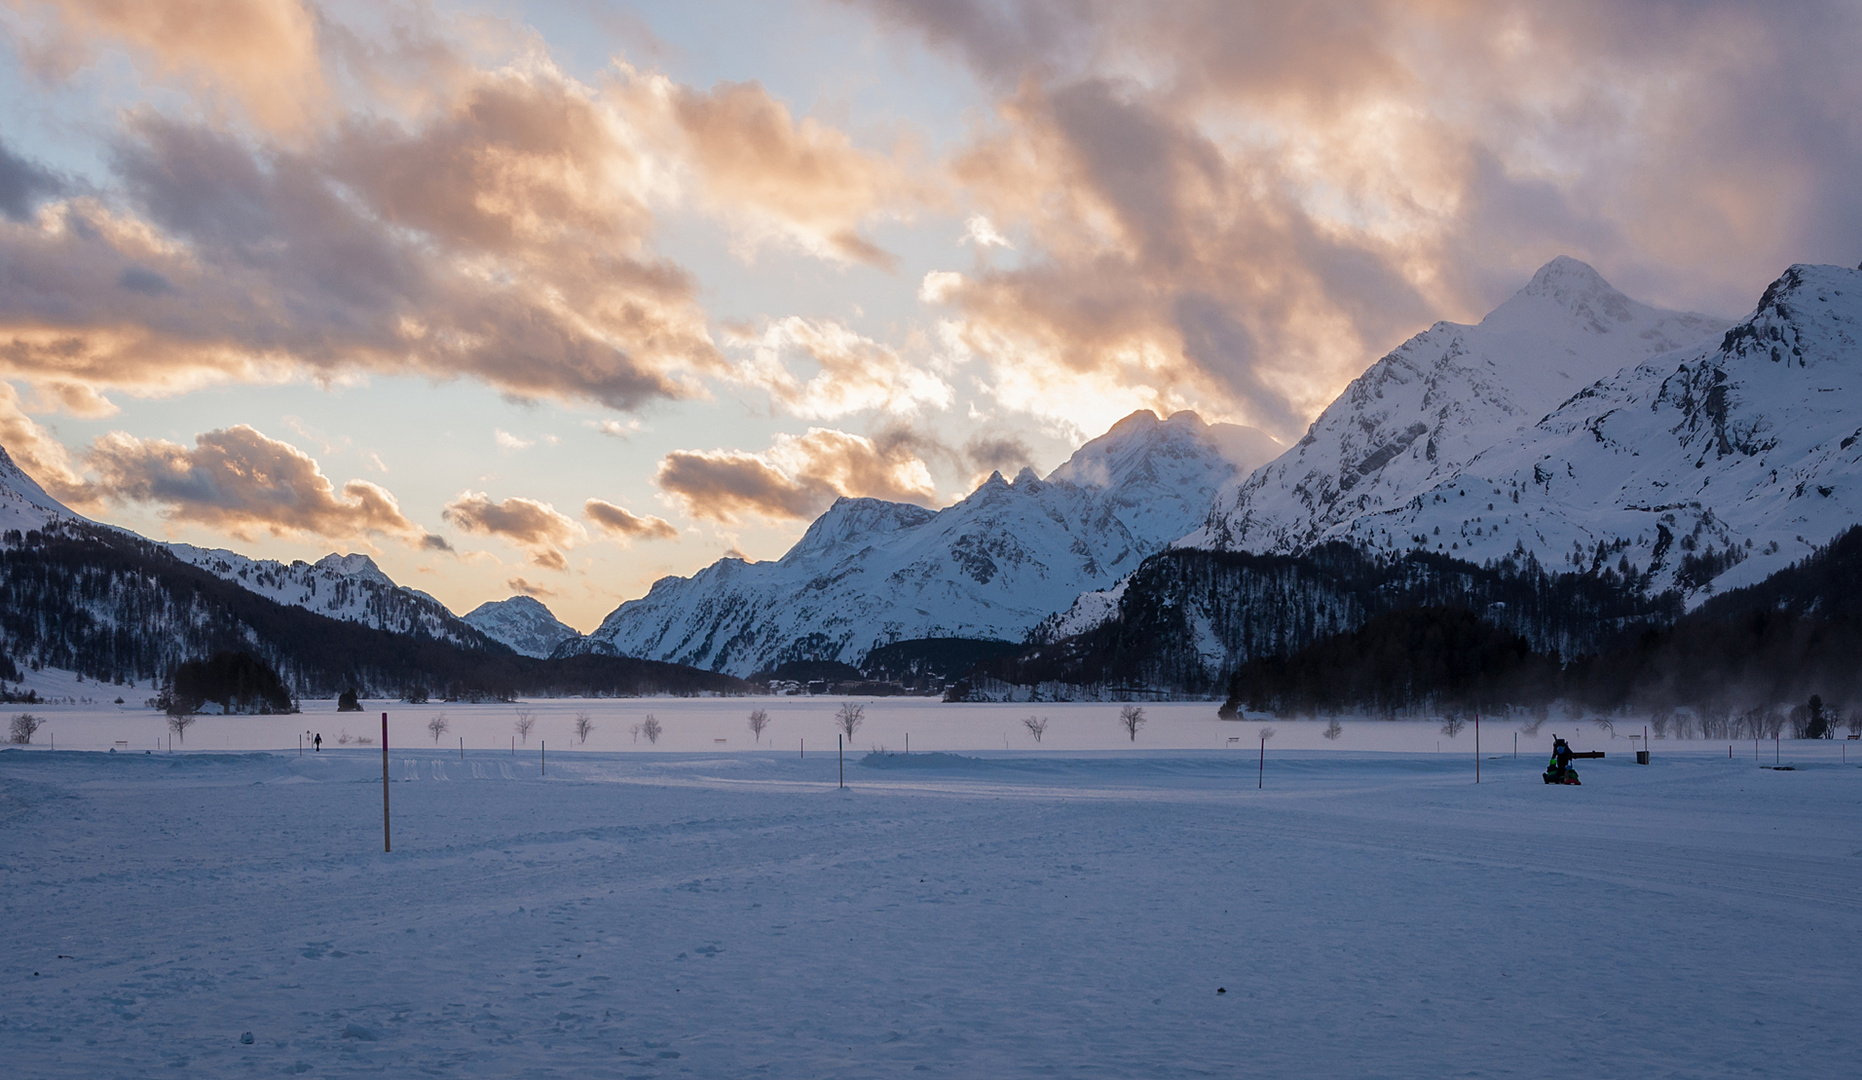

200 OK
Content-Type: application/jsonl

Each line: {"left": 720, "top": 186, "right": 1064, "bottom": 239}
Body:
{"left": 1322, "top": 718, "right": 1342, "bottom": 741}
{"left": 427, "top": 714, "right": 449, "bottom": 743}
{"left": 9, "top": 713, "right": 41, "bottom": 744}
{"left": 514, "top": 711, "right": 536, "bottom": 744}
{"left": 747, "top": 708, "right": 771, "bottom": 743}
{"left": 572, "top": 711, "right": 594, "bottom": 745}
{"left": 630, "top": 723, "right": 642, "bottom": 744}
{"left": 641, "top": 715, "right": 662, "bottom": 745}
{"left": 167, "top": 712, "right": 196, "bottom": 744}
{"left": 1022, "top": 715, "right": 1049, "bottom": 743}
{"left": 1258, "top": 725, "right": 1277, "bottom": 744}
{"left": 835, "top": 702, "right": 864, "bottom": 739}
{"left": 1440, "top": 714, "right": 1467, "bottom": 738}
{"left": 1119, "top": 705, "right": 1147, "bottom": 742}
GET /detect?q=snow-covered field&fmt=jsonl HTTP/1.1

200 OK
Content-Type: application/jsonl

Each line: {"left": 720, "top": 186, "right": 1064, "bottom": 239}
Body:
{"left": 3, "top": 705, "right": 1858, "bottom": 1079}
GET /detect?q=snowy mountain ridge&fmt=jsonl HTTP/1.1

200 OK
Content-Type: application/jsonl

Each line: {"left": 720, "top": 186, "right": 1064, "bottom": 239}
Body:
{"left": 165, "top": 544, "right": 486, "bottom": 646}
{"left": 1332, "top": 262, "right": 1862, "bottom": 598}
{"left": 463, "top": 596, "right": 582, "bottom": 658}
{"left": 1183, "top": 256, "right": 1727, "bottom": 554}
{"left": 564, "top": 410, "right": 1282, "bottom": 677}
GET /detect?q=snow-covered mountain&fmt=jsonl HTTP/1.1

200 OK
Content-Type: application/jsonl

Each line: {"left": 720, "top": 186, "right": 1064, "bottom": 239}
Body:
{"left": 0, "top": 446, "right": 83, "bottom": 533}
{"left": 1, "top": 444, "right": 487, "bottom": 646}
{"left": 564, "top": 410, "right": 1280, "bottom": 676}
{"left": 463, "top": 596, "right": 582, "bottom": 657}
{"left": 1183, "top": 257, "right": 1727, "bottom": 553}
{"left": 1333, "top": 262, "right": 1862, "bottom": 598}
{"left": 168, "top": 545, "right": 485, "bottom": 645}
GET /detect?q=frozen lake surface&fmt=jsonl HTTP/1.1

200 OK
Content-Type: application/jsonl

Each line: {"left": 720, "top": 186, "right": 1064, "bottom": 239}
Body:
{"left": 2, "top": 708, "right": 1858, "bottom": 1077}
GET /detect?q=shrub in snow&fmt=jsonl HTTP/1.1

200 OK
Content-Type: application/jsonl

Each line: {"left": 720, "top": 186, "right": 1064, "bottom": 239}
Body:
{"left": 641, "top": 715, "right": 662, "bottom": 744}
{"left": 1323, "top": 718, "right": 1342, "bottom": 741}
{"left": 573, "top": 712, "right": 594, "bottom": 745}
{"left": 1023, "top": 715, "right": 1049, "bottom": 743}
{"left": 9, "top": 712, "right": 41, "bottom": 744}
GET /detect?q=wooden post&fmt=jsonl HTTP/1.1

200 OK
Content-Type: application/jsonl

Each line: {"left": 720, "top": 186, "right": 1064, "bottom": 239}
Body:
{"left": 800, "top": 738, "right": 804, "bottom": 759}
{"left": 1258, "top": 737, "right": 1264, "bottom": 789}
{"left": 905, "top": 733, "right": 909, "bottom": 756}
{"left": 381, "top": 712, "right": 390, "bottom": 854}
{"left": 839, "top": 734, "right": 844, "bottom": 789}
{"left": 541, "top": 740, "right": 546, "bottom": 776}
{"left": 459, "top": 736, "right": 464, "bottom": 761}
{"left": 1514, "top": 732, "right": 1517, "bottom": 759}
{"left": 1475, "top": 713, "right": 1480, "bottom": 784}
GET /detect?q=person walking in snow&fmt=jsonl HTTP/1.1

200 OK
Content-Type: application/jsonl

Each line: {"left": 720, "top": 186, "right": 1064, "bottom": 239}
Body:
{"left": 314, "top": 732, "right": 322, "bottom": 752}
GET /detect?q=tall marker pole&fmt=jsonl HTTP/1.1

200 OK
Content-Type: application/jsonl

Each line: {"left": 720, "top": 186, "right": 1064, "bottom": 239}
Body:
{"left": 1475, "top": 713, "right": 1481, "bottom": 784}
{"left": 839, "top": 734, "right": 844, "bottom": 789}
{"left": 381, "top": 712, "right": 391, "bottom": 854}
{"left": 1258, "top": 736, "right": 1265, "bottom": 789}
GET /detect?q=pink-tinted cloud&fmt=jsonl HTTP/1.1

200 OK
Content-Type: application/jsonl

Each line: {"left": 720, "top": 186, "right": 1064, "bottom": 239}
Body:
{"left": 584, "top": 498, "right": 677, "bottom": 542}
{"left": 656, "top": 428, "right": 938, "bottom": 523}
{"left": 5, "top": 0, "right": 328, "bottom": 133}
{"left": 441, "top": 490, "right": 585, "bottom": 570}
{"left": 85, "top": 423, "right": 439, "bottom": 545}
{"left": 861, "top": 0, "right": 1862, "bottom": 438}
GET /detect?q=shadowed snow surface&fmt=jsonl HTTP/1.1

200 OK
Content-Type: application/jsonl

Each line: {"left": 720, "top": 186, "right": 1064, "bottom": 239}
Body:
{"left": 3, "top": 741, "right": 1857, "bottom": 1077}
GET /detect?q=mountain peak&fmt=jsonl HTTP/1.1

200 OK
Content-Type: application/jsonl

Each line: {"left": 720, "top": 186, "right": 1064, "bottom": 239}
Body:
{"left": 1521, "top": 255, "right": 1613, "bottom": 297}
{"left": 463, "top": 594, "right": 579, "bottom": 657}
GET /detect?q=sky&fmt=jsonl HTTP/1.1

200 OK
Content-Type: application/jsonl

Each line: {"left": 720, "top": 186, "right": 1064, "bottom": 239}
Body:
{"left": 0, "top": 0, "right": 1858, "bottom": 631}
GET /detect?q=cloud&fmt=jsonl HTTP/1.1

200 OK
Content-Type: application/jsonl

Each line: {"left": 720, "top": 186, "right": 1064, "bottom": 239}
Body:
{"left": 657, "top": 76, "right": 932, "bottom": 267}
{"left": 963, "top": 432, "right": 1033, "bottom": 476}
{"left": 505, "top": 575, "right": 556, "bottom": 598}
{"left": 441, "top": 489, "right": 585, "bottom": 570}
{"left": 0, "top": 136, "right": 64, "bottom": 221}
{"left": 4, "top": 0, "right": 329, "bottom": 134}
{"left": 656, "top": 427, "right": 938, "bottom": 523}
{"left": 0, "top": 381, "right": 94, "bottom": 508}
{"left": 584, "top": 498, "right": 677, "bottom": 542}
{"left": 588, "top": 418, "right": 641, "bottom": 438}
{"left": 861, "top": 0, "right": 1862, "bottom": 439}
{"left": 0, "top": 83, "right": 719, "bottom": 408}
{"left": 493, "top": 429, "right": 533, "bottom": 451}
{"left": 84, "top": 423, "right": 437, "bottom": 544}
{"left": 729, "top": 316, "right": 952, "bottom": 419}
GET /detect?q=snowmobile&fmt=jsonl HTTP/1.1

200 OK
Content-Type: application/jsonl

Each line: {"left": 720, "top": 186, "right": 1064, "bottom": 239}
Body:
{"left": 1543, "top": 736, "right": 1605, "bottom": 784}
